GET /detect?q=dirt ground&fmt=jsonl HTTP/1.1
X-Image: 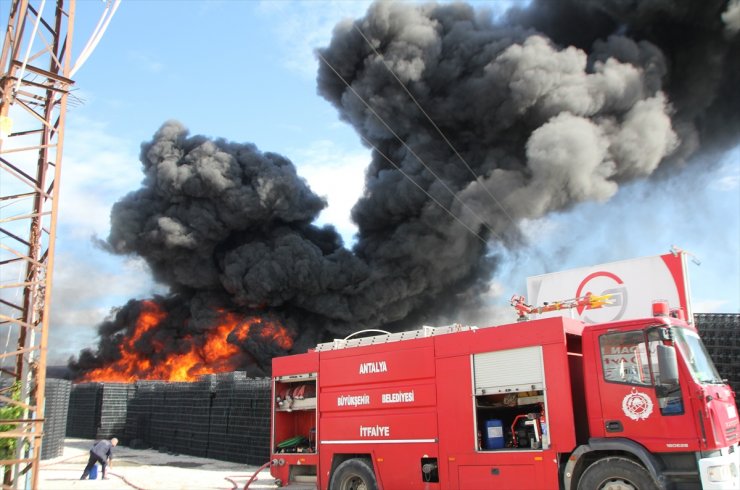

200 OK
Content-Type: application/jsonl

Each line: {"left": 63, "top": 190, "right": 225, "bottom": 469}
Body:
{"left": 37, "top": 438, "right": 279, "bottom": 490}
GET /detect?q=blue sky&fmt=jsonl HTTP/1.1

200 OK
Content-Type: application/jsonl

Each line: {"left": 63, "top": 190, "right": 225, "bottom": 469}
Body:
{"left": 11, "top": 0, "right": 736, "bottom": 365}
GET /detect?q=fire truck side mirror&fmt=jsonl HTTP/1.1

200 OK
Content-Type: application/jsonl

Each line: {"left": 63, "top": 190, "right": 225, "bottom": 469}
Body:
{"left": 656, "top": 344, "right": 679, "bottom": 386}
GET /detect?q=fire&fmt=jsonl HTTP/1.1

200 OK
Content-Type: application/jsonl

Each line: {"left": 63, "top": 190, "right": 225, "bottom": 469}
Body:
{"left": 79, "top": 301, "right": 293, "bottom": 383}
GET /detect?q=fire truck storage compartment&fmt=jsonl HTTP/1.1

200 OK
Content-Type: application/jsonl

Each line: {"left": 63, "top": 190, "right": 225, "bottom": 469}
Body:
{"left": 273, "top": 373, "right": 317, "bottom": 455}
{"left": 473, "top": 346, "right": 548, "bottom": 450}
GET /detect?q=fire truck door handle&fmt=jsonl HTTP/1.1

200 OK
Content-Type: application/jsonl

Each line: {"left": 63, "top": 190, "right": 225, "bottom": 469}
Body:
{"left": 491, "top": 468, "right": 500, "bottom": 476}
{"left": 605, "top": 420, "right": 623, "bottom": 433}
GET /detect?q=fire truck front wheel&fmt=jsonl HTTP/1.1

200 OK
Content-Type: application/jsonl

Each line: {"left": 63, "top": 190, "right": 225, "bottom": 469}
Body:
{"left": 329, "top": 458, "right": 378, "bottom": 490}
{"left": 577, "top": 457, "right": 658, "bottom": 490}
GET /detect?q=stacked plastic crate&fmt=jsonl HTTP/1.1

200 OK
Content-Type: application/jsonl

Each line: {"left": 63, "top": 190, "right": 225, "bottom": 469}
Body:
{"left": 695, "top": 312, "right": 740, "bottom": 408}
{"left": 223, "top": 376, "right": 271, "bottom": 465}
{"left": 124, "top": 380, "right": 166, "bottom": 447}
{"left": 40, "top": 378, "right": 71, "bottom": 460}
{"left": 65, "top": 372, "right": 273, "bottom": 463}
{"left": 204, "top": 372, "right": 242, "bottom": 462}
{"left": 96, "top": 383, "right": 135, "bottom": 440}
{"left": 200, "top": 373, "right": 232, "bottom": 460}
{"left": 187, "top": 377, "right": 216, "bottom": 457}
{"left": 154, "top": 381, "right": 197, "bottom": 454}
{"left": 66, "top": 383, "right": 102, "bottom": 439}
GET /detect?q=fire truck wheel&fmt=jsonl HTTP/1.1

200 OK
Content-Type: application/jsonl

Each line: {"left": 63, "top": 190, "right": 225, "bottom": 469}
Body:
{"left": 329, "top": 459, "right": 378, "bottom": 490}
{"left": 577, "top": 457, "right": 658, "bottom": 490}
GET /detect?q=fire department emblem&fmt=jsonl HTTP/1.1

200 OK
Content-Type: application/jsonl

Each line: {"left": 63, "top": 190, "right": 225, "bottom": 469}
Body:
{"left": 622, "top": 390, "right": 653, "bottom": 421}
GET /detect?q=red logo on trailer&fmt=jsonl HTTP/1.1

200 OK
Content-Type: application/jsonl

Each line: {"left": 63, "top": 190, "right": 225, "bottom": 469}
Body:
{"left": 575, "top": 271, "right": 627, "bottom": 323}
{"left": 527, "top": 252, "right": 693, "bottom": 323}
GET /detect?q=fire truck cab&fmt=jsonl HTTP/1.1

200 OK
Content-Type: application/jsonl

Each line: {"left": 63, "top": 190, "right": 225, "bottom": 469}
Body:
{"left": 270, "top": 306, "right": 739, "bottom": 489}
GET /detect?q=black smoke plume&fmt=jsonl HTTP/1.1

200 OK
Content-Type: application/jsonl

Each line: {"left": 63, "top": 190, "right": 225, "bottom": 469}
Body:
{"left": 70, "top": 0, "right": 739, "bottom": 378}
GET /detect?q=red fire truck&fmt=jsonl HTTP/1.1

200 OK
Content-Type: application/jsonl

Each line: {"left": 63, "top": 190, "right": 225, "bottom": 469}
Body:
{"left": 270, "top": 300, "right": 739, "bottom": 489}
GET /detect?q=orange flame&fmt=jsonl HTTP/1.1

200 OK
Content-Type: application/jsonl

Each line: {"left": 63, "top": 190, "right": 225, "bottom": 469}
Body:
{"left": 79, "top": 301, "right": 293, "bottom": 383}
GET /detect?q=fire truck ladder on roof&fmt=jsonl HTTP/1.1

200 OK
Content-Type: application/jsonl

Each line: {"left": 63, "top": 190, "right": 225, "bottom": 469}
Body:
{"left": 314, "top": 324, "right": 478, "bottom": 352}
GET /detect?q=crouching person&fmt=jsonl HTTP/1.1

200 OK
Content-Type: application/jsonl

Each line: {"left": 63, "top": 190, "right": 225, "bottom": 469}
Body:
{"left": 80, "top": 437, "right": 118, "bottom": 480}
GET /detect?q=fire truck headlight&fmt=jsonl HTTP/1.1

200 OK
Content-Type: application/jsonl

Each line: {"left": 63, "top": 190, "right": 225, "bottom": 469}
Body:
{"left": 706, "top": 463, "right": 732, "bottom": 482}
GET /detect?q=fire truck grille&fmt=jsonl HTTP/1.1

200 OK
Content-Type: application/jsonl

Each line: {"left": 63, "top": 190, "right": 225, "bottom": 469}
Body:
{"left": 726, "top": 425, "right": 738, "bottom": 441}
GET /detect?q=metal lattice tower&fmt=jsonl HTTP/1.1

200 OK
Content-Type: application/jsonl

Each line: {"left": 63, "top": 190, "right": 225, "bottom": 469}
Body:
{"left": 0, "top": 0, "right": 76, "bottom": 488}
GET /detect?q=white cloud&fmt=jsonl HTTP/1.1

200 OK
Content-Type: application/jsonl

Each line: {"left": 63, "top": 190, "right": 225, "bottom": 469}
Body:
{"left": 715, "top": 173, "right": 740, "bottom": 192}
{"left": 293, "top": 139, "right": 369, "bottom": 244}
{"left": 711, "top": 149, "right": 739, "bottom": 192}
{"left": 518, "top": 216, "right": 562, "bottom": 243}
{"left": 691, "top": 299, "right": 731, "bottom": 314}
{"left": 258, "top": 0, "right": 372, "bottom": 79}
{"left": 57, "top": 117, "right": 142, "bottom": 238}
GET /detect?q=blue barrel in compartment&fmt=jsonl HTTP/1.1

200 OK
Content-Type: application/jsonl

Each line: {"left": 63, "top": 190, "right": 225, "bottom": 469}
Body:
{"left": 485, "top": 419, "right": 505, "bottom": 449}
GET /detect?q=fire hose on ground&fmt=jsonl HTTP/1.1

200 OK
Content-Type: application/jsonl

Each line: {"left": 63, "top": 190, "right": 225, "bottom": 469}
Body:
{"left": 243, "top": 460, "right": 273, "bottom": 489}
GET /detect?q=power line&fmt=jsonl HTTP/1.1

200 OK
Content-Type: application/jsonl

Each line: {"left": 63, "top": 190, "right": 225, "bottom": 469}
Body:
{"left": 358, "top": 134, "right": 492, "bottom": 245}
{"left": 352, "top": 24, "right": 519, "bottom": 231}
{"left": 316, "top": 50, "right": 503, "bottom": 244}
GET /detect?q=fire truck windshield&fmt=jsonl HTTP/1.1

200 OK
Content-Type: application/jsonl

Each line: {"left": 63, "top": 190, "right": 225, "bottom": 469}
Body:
{"left": 672, "top": 328, "right": 723, "bottom": 384}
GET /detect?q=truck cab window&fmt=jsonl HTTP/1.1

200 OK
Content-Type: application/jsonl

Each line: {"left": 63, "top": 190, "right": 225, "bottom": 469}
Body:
{"left": 599, "top": 331, "right": 651, "bottom": 386}
{"left": 647, "top": 329, "right": 684, "bottom": 415}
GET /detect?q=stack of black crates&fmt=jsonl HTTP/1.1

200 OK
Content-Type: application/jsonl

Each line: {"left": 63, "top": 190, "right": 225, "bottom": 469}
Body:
{"left": 66, "top": 383, "right": 102, "bottom": 439}
{"left": 40, "top": 378, "right": 71, "bottom": 460}
{"left": 206, "top": 373, "right": 271, "bottom": 464}
{"left": 124, "top": 380, "right": 167, "bottom": 447}
{"left": 97, "top": 383, "right": 136, "bottom": 439}
{"left": 140, "top": 379, "right": 212, "bottom": 456}
{"left": 66, "top": 373, "right": 271, "bottom": 465}
{"left": 187, "top": 377, "right": 216, "bottom": 457}
{"left": 695, "top": 312, "right": 740, "bottom": 408}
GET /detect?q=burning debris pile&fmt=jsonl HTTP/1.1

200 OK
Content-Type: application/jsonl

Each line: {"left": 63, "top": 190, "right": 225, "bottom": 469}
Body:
{"left": 75, "top": 300, "right": 292, "bottom": 382}
{"left": 70, "top": 0, "right": 740, "bottom": 381}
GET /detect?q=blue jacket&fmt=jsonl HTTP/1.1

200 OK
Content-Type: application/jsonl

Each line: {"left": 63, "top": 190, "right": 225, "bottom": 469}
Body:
{"left": 91, "top": 440, "right": 114, "bottom": 461}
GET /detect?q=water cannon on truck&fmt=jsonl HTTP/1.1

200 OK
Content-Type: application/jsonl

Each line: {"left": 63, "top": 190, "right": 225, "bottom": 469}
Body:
{"left": 510, "top": 292, "right": 615, "bottom": 321}
{"left": 268, "top": 293, "right": 739, "bottom": 489}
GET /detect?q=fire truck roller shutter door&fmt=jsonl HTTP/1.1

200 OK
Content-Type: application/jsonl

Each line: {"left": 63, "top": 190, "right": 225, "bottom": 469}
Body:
{"left": 329, "top": 458, "right": 378, "bottom": 490}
